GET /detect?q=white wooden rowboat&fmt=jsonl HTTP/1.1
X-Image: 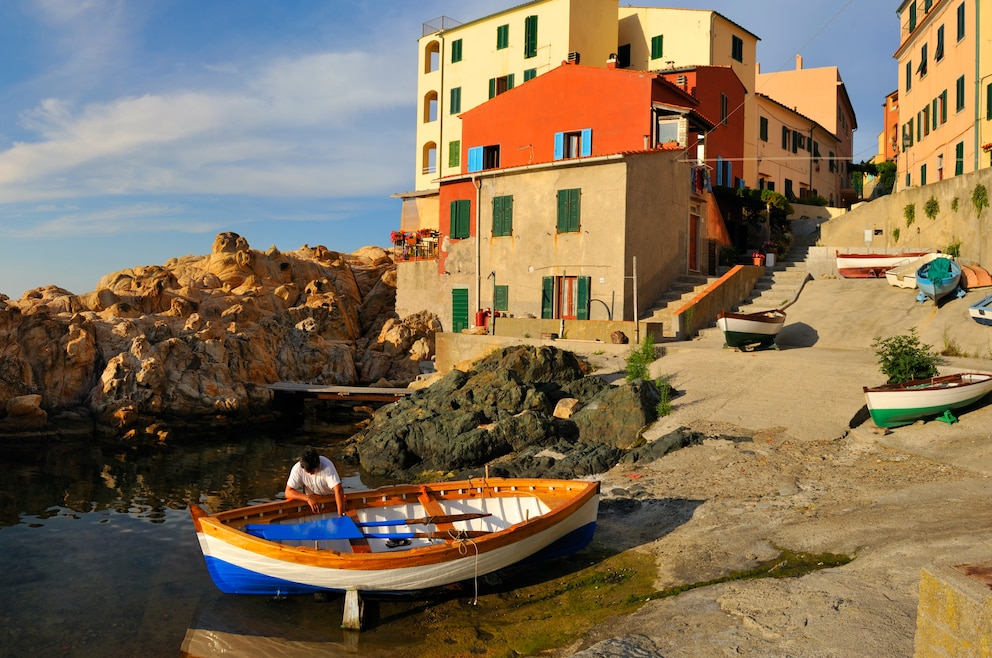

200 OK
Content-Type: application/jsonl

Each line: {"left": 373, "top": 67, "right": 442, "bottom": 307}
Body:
{"left": 884, "top": 252, "right": 942, "bottom": 289}
{"left": 716, "top": 309, "right": 786, "bottom": 350}
{"left": 836, "top": 251, "right": 929, "bottom": 278}
{"left": 863, "top": 372, "right": 992, "bottom": 428}
{"left": 190, "top": 478, "right": 599, "bottom": 627}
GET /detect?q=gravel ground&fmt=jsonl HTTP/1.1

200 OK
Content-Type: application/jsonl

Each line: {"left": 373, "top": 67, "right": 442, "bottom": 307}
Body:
{"left": 561, "top": 277, "right": 992, "bottom": 657}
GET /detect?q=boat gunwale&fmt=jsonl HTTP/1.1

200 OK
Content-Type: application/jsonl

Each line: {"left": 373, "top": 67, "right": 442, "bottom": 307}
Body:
{"left": 863, "top": 372, "right": 992, "bottom": 394}
{"left": 193, "top": 478, "right": 600, "bottom": 569}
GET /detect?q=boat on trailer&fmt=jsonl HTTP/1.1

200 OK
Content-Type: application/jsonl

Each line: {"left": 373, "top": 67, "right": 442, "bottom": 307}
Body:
{"left": 862, "top": 372, "right": 992, "bottom": 428}
{"left": 716, "top": 309, "right": 787, "bottom": 350}
{"left": 190, "top": 477, "right": 600, "bottom": 629}
{"left": 969, "top": 292, "right": 992, "bottom": 326}
{"left": 836, "top": 251, "right": 930, "bottom": 278}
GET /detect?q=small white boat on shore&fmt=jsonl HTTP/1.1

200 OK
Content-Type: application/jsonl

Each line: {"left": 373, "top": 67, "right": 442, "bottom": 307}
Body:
{"left": 885, "top": 253, "right": 942, "bottom": 289}
{"left": 863, "top": 372, "right": 992, "bottom": 428}
{"left": 836, "top": 251, "right": 929, "bottom": 278}
{"left": 716, "top": 309, "right": 786, "bottom": 350}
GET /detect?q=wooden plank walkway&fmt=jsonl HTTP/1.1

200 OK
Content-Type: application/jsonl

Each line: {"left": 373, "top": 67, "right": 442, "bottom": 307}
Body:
{"left": 267, "top": 383, "right": 413, "bottom": 402}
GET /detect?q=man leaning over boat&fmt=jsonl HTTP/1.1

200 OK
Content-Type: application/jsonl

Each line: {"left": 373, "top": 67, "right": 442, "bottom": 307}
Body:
{"left": 285, "top": 447, "right": 346, "bottom": 515}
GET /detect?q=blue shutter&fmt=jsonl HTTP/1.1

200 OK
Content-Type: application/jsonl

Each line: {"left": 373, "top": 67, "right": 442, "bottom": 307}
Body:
{"left": 724, "top": 160, "right": 733, "bottom": 187}
{"left": 553, "top": 132, "right": 564, "bottom": 160}
{"left": 467, "top": 146, "right": 483, "bottom": 173}
{"left": 716, "top": 156, "right": 724, "bottom": 186}
{"left": 580, "top": 128, "right": 592, "bottom": 157}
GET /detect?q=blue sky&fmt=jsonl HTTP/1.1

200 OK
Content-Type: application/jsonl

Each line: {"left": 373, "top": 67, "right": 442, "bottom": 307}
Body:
{"left": 0, "top": 0, "right": 896, "bottom": 297}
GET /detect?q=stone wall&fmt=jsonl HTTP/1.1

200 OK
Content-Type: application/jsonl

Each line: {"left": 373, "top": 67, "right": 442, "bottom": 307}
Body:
{"left": 915, "top": 564, "right": 992, "bottom": 656}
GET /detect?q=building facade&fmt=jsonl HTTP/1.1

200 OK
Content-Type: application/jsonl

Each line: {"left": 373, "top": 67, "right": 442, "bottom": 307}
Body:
{"left": 756, "top": 56, "right": 858, "bottom": 205}
{"left": 895, "top": 0, "right": 992, "bottom": 190}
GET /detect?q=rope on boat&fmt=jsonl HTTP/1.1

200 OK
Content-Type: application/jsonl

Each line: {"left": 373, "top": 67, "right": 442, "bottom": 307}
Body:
{"left": 453, "top": 530, "right": 480, "bottom": 605}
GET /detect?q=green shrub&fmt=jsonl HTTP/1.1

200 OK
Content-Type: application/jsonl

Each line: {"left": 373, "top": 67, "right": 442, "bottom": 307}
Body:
{"left": 924, "top": 196, "right": 939, "bottom": 220}
{"left": 946, "top": 239, "right": 961, "bottom": 258}
{"left": 973, "top": 184, "right": 989, "bottom": 218}
{"left": 892, "top": 227, "right": 900, "bottom": 243}
{"left": 625, "top": 335, "right": 656, "bottom": 382}
{"left": 655, "top": 376, "right": 674, "bottom": 417}
{"left": 872, "top": 328, "right": 941, "bottom": 384}
{"left": 904, "top": 203, "right": 916, "bottom": 227}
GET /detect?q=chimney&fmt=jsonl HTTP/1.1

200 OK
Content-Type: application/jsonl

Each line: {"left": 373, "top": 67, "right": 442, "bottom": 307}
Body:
{"left": 795, "top": 54, "right": 803, "bottom": 70}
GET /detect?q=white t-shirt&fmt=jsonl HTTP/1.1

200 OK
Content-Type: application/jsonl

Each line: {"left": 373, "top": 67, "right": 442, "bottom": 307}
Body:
{"left": 286, "top": 456, "right": 341, "bottom": 496}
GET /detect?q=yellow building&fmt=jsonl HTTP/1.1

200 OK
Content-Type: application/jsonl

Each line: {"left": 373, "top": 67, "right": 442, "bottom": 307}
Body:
{"left": 408, "top": 1, "right": 762, "bottom": 220}
{"left": 895, "top": 0, "right": 992, "bottom": 190}
{"left": 413, "top": 0, "right": 617, "bottom": 196}
{"left": 755, "top": 93, "right": 841, "bottom": 205}
{"left": 616, "top": 7, "right": 760, "bottom": 185}
{"left": 756, "top": 55, "right": 858, "bottom": 206}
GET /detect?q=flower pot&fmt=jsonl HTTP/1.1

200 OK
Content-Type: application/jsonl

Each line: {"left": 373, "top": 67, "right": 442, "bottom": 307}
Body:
{"left": 752, "top": 255, "right": 765, "bottom": 266}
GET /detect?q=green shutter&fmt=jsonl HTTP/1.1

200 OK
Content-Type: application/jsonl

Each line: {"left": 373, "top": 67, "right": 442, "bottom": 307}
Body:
{"left": 576, "top": 276, "right": 590, "bottom": 320}
{"left": 524, "top": 68, "right": 537, "bottom": 82}
{"left": 524, "top": 15, "right": 538, "bottom": 58}
{"left": 956, "top": 141, "right": 965, "bottom": 175}
{"left": 493, "top": 195, "right": 513, "bottom": 236}
{"left": 494, "top": 285, "right": 508, "bottom": 312}
{"left": 651, "top": 35, "right": 663, "bottom": 59}
{"left": 489, "top": 78, "right": 496, "bottom": 99}
{"left": 497, "top": 24, "right": 508, "bottom": 50}
{"left": 556, "top": 189, "right": 580, "bottom": 233}
{"left": 451, "top": 39, "right": 462, "bottom": 63}
{"left": 448, "top": 140, "right": 460, "bottom": 168}
{"left": 450, "top": 87, "right": 461, "bottom": 114}
{"left": 933, "top": 99, "right": 938, "bottom": 130}
{"left": 541, "top": 277, "right": 554, "bottom": 319}
{"left": 451, "top": 200, "right": 470, "bottom": 238}
{"left": 942, "top": 90, "right": 948, "bottom": 123}
{"left": 452, "top": 289, "right": 469, "bottom": 333}
{"left": 506, "top": 73, "right": 514, "bottom": 90}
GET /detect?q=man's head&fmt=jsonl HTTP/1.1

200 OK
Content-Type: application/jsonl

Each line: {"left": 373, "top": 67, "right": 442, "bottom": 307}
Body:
{"left": 300, "top": 448, "right": 320, "bottom": 474}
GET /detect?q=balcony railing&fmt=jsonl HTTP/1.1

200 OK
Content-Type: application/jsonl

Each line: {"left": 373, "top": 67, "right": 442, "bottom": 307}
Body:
{"left": 392, "top": 229, "right": 440, "bottom": 261}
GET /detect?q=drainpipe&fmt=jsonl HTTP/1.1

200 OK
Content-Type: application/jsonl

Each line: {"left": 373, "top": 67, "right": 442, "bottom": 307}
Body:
{"left": 474, "top": 176, "right": 482, "bottom": 320}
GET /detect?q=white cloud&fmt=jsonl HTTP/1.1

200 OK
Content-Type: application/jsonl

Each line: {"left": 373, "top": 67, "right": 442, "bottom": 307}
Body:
{"left": 0, "top": 48, "right": 414, "bottom": 203}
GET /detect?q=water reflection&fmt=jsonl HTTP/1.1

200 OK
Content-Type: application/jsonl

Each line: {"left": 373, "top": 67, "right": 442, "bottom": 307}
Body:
{"left": 0, "top": 427, "right": 386, "bottom": 658}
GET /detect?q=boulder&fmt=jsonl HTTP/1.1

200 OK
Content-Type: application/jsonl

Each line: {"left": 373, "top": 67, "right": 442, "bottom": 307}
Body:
{"left": 0, "top": 232, "right": 441, "bottom": 440}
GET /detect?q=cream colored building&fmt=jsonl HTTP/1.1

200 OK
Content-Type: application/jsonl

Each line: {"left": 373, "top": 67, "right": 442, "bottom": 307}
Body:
{"left": 756, "top": 55, "right": 857, "bottom": 205}
{"left": 755, "top": 94, "right": 840, "bottom": 205}
{"left": 413, "top": 0, "right": 617, "bottom": 195}
{"left": 411, "top": 1, "right": 762, "bottom": 201}
{"left": 895, "top": 0, "right": 992, "bottom": 190}
{"left": 616, "top": 7, "right": 760, "bottom": 185}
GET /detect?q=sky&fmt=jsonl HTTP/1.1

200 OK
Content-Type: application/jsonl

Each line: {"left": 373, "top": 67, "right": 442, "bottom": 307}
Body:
{"left": 0, "top": 0, "right": 897, "bottom": 298}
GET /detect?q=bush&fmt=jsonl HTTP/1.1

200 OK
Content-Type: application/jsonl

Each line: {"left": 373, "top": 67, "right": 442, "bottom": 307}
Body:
{"left": 872, "top": 328, "right": 941, "bottom": 384}
{"left": 625, "top": 335, "right": 656, "bottom": 382}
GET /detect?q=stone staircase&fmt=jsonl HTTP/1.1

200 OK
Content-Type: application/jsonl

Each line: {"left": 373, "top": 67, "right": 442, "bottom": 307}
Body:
{"left": 696, "top": 235, "right": 816, "bottom": 339}
{"left": 640, "top": 234, "right": 817, "bottom": 342}
{"left": 641, "top": 272, "right": 721, "bottom": 340}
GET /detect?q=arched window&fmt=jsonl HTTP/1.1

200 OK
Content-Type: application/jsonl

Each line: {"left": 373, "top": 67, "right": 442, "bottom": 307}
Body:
{"left": 423, "top": 91, "right": 438, "bottom": 123}
{"left": 424, "top": 41, "right": 440, "bottom": 74}
{"left": 422, "top": 142, "right": 437, "bottom": 175}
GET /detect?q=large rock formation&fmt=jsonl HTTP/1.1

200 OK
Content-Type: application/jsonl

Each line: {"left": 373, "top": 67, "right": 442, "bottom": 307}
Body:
{"left": 0, "top": 233, "right": 440, "bottom": 440}
{"left": 346, "top": 345, "right": 663, "bottom": 481}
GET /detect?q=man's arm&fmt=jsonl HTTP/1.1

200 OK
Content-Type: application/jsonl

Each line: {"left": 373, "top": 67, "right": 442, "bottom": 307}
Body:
{"left": 332, "top": 482, "right": 346, "bottom": 516}
{"left": 285, "top": 484, "right": 321, "bottom": 513}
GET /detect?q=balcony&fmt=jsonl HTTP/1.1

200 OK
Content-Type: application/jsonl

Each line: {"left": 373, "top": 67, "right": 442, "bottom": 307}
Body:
{"left": 392, "top": 229, "right": 440, "bottom": 261}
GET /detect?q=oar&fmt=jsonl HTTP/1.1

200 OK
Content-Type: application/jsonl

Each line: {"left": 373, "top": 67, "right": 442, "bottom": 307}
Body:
{"left": 363, "top": 529, "right": 491, "bottom": 540}
{"left": 356, "top": 512, "right": 492, "bottom": 528}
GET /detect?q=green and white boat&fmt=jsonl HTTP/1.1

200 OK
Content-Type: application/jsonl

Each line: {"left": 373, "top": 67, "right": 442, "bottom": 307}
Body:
{"left": 863, "top": 372, "right": 992, "bottom": 428}
{"left": 716, "top": 309, "right": 786, "bottom": 350}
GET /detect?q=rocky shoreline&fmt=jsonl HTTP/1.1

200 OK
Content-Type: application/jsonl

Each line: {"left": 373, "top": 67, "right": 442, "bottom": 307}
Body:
{"left": 0, "top": 233, "right": 439, "bottom": 441}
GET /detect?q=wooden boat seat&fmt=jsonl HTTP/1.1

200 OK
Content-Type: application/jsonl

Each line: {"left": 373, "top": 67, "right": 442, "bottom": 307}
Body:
{"left": 418, "top": 486, "right": 457, "bottom": 535}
